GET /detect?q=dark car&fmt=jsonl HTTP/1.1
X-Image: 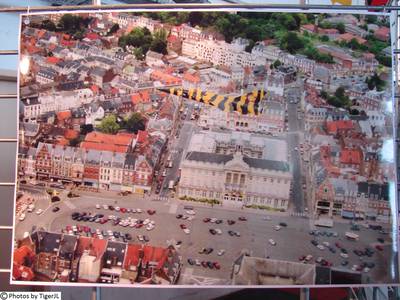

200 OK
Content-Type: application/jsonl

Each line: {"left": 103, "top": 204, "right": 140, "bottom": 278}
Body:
{"left": 125, "top": 233, "right": 132, "bottom": 240}
{"left": 238, "top": 217, "right": 247, "bottom": 221}
{"left": 328, "top": 247, "right": 336, "bottom": 254}
{"left": 341, "top": 260, "right": 349, "bottom": 266}
{"left": 147, "top": 210, "right": 156, "bottom": 215}
{"left": 228, "top": 230, "right": 236, "bottom": 237}
{"left": 176, "top": 214, "right": 183, "bottom": 219}
{"left": 203, "top": 218, "right": 211, "bottom": 223}
{"left": 187, "top": 258, "right": 195, "bottom": 265}
{"left": 207, "top": 261, "right": 214, "bottom": 269}
{"left": 109, "top": 206, "right": 115, "bottom": 211}
{"left": 209, "top": 229, "right": 217, "bottom": 235}
{"left": 113, "top": 232, "right": 120, "bottom": 238}
{"left": 205, "top": 248, "right": 213, "bottom": 254}
{"left": 215, "top": 219, "right": 223, "bottom": 224}
{"left": 377, "top": 237, "right": 385, "bottom": 243}
{"left": 143, "top": 235, "right": 150, "bottom": 242}
{"left": 201, "top": 261, "right": 208, "bottom": 268}
{"left": 341, "top": 248, "right": 348, "bottom": 254}
{"left": 279, "top": 222, "right": 287, "bottom": 227}
{"left": 311, "top": 240, "right": 318, "bottom": 246}
{"left": 227, "top": 220, "right": 235, "bottom": 225}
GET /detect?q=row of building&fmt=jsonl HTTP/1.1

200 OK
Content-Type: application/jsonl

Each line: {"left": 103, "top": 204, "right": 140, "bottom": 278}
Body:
{"left": 13, "top": 230, "right": 181, "bottom": 284}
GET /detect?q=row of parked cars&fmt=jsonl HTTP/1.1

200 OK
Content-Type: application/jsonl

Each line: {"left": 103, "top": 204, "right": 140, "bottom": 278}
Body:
{"left": 187, "top": 259, "right": 221, "bottom": 270}
{"left": 64, "top": 224, "right": 151, "bottom": 243}
{"left": 95, "top": 204, "right": 156, "bottom": 215}
{"left": 71, "top": 212, "right": 157, "bottom": 231}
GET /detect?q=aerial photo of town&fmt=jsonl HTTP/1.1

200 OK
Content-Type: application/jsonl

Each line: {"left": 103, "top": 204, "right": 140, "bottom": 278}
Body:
{"left": 13, "top": 11, "right": 397, "bottom": 286}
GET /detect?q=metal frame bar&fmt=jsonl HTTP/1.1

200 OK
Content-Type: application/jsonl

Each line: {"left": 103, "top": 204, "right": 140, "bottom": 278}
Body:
{"left": 0, "top": 3, "right": 398, "bottom": 13}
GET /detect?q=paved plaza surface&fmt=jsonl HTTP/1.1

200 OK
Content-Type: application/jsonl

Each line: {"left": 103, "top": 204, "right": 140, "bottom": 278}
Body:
{"left": 16, "top": 184, "right": 396, "bottom": 285}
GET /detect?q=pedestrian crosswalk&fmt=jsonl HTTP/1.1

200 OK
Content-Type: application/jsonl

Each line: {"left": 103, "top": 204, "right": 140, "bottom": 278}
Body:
{"left": 153, "top": 196, "right": 171, "bottom": 202}
{"left": 290, "top": 211, "right": 309, "bottom": 218}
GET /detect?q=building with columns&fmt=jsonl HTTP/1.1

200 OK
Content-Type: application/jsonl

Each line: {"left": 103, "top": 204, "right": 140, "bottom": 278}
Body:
{"left": 178, "top": 131, "right": 292, "bottom": 210}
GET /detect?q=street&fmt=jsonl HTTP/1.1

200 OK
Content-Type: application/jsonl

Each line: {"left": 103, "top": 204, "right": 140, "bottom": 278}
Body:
{"left": 15, "top": 186, "right": 396, "bottom": 285}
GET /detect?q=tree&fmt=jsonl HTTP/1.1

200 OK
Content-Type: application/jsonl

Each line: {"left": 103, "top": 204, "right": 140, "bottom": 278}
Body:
{"left": 336, "top": 23, "right": 345, "bottom": 34}
{"left": 320, "top": 35, "right": 329, "bottom": 42}
{"left": 124, "top": 112, "right": 145, "bottom": 134}
{"left": 150, "top": 29, "right": 168, "bottom": 54}
{"left": 41, "top": 19, "right": 56, "bottom": 31}
{"left": 365, "top": 73, "right": 385, "bottom": 91}
{"left": 98, "top": 115, "right": 120, "bottom": 134}
{"left": 108, "top": 23, "right": 119, "bottom": 35}
{"left": 279, "top": 32, "right": 305, "bottom": 54}
{"left": 133, "top": 47, "right": 145, "bottom": 60}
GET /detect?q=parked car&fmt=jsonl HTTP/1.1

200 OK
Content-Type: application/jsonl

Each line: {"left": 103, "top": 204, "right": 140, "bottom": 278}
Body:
{"left": 238, "top": 216, "right": 247, "bottom": 221}
{"left": 19, "top": 213, "right": 26, "bottom": 221}
{"left": 268, "top": 239, "right": 276, "bottom": 246}
{"left": 52, "top": 206, "right": 60, "bottom": 213}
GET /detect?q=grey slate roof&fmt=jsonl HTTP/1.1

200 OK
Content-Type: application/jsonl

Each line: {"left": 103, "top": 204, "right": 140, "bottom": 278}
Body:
{"left": 185, "top": 151, "right": 290, "bottom": 172}
{"left": 358, "top": 182, "right": 389, "bottom": 201}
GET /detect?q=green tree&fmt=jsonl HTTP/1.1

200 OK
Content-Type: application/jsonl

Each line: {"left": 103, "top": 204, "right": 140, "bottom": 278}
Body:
{"left": 124, "top": 112, "right": 145, "bottom": 134}
{"left": 320, "top": 35, "right": 329, "bottom": 42}
{"left": 108, "top": 23, "right": 119, "bottom": 35}
{"left": 279, "top": 32, "right": 305, "bottom": 54}
{"left": 98, "top": 115, "right": 120, "bottom": 134}
{"left": 336, "top": 23, "right": 345, "bottom": 34}
{"left": 41, "top": 19, "right": 56, "bottom": 31}
{"left": 133, "top": 47, "right": 145, "bottom": 60}
{"left": 150, "top": 29, "right": 168, "bottom": 54}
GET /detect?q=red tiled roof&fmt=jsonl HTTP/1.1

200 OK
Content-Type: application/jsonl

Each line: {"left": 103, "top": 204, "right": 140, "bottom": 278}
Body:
{"left": 57, "top": 110, "right": 71, "bottom": 121}
{"left": 61, "top": 39, "right": 75, "bottom": 47}
{"left": 64, "top": 129, "right": 79, "bottom": 140}
{"left": 140, "top": 90, "right": 150, "bottom": 102}
{"left": 91, "top": 85, "right": 99, "bottom": 93}
{"left": 142, "top": 245, "right": 168, "bottom": 265}
{"left": 301, "top": 24, "right": 315, "bottom": 32}
{"left": 131, "top": 93, "right": 142, "bottom": 105}
{"left": 124, "top": 244, "right": 142, "bottom": 269}
{"left": 167, "top": 35, "right": 178, "bottom": 43}
{"left": 86, "top": 32, "right": 100, "bottom": 40}
{"left": 150, "top": 70, "right": 181, "bottom": 85}
{"left": 81, "top": 132, "right": 135, "bottom": 153}
{"left": 374, "top": 27, "right": 390, "bottom": 40}
{"left": 183, "top": 72, "right": 200, "bottom": 83}
{"left": 319, "top": 28, "right": 339, "bottom": 35}
{"left": 326, "top": 120, "right": 353, "bottom": 135}
{"left": 340, "top": 149, "right": 362, "bottom": 165}
{"left": 336, "top": 33, "right": 367, "bottom": 44}
{"left": 46, "top": 56, "right": 60, "bottom": 64}
{"left": 56, "top": 137, "right": 69, "bottom": 146}
{"left": 77, "top": 236, "right": 107, "bottom": 259}
{"left": 137, "top": 130, "right": 148, "bottom": 143}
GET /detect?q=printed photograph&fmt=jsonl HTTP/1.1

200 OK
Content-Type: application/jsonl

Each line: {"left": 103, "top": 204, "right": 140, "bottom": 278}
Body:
{"left": 13, "top": 11, "right": 397, "bottom": 286}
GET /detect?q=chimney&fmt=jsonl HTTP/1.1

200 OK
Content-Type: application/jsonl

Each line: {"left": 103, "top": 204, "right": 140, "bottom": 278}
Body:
{"left": 27, "top": 98, "right": 30, "bottom": 105}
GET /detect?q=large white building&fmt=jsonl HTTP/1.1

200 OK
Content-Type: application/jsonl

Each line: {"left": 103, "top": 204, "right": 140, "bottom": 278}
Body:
{"left": 178, "top": 131, "right": 292, "bottom": 210}
{"left": 198, "top": 101, "right": 285, "bottom": 134}
{"left": 182, "top": 39, "right": 256, "bottom": 68}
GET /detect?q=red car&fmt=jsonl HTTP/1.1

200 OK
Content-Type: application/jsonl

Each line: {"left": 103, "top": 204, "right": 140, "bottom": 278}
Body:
{"left": 298, "top": 255, "right": 306, "bottom": 261}
{"left": 376, "top": 245, "right": 383, "bottom": 251}
{"left": 66, "top": 225, "right": 72, "bottom": 231}
{"left": 335, "top": 242, "right": 342, "bottom": 248}
{"left": 180, "top": 224, "right": 187, "bottom": 229}
{"left": 120, "top": 207, "right": 127, "bottom": 213}
{"left": 213, "top": 262, "right": 221, "bottom": 270}
{"left": 83, "top": 226, "right": 90, "bottom": 233}
{"left": 135, "top": 223, "right": 144, "bottom": 228}
{"left": 203, "top": 218, "right": 211, "bottom": 223}
{"left": 100, "top": 219, "right": 107, "bottom": 224}
{"left": 238, "top": 216, "right": 247, "bottom": 221}
{"left": 147, "top": 209, "right": 156, "bottom": 215}
{"left": 227, "top": 220, "right": 236, "bottom": 225}
{"left": 201, "top": 261, "right": 208, "bottom": 268}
